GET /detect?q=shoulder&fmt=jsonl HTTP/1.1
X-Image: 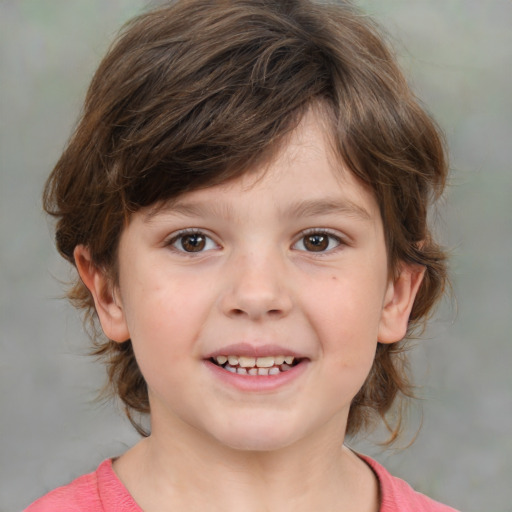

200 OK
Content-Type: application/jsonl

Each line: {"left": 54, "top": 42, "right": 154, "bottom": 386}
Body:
{"left": 23, "top": 462, "right": 102, "bottom": 512}
{"left": 359, "top": 455, "right": 460, "bottom": 512}
{"left": 23, "top": 459, "right": 142, "bottom": 512}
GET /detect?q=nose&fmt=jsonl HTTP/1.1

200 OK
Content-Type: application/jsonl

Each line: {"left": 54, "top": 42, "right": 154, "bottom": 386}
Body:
{"left": 220, "top": 250, "right": 293, "bottom": 321}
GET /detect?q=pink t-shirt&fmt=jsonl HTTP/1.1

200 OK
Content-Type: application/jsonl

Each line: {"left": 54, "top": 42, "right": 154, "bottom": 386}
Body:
{"left": 359, "top": 455, "right": 459, "bottom": 512}
{"left": 24, "top": 456, "right": 459, "bottom": 511}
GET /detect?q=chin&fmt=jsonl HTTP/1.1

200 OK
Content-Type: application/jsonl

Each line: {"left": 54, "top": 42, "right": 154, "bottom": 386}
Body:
{"left": 219, "top": 435, "right": 295, "bottom": 453}
{"left": 208, "top": 418, "right": 305, "bottom": 453}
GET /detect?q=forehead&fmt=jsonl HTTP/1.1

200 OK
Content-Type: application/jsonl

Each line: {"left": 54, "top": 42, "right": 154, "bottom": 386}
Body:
{"left": 144, "top": 108, "right": 379, "bottom": 224}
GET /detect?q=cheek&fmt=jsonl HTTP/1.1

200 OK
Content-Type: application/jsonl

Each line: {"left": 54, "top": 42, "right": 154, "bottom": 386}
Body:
{"left": 301, "top": 270, "right": 385, "bottom": 388}
{"left": 310, "top": 276, "right": 384, "bottom": 340}
{"left": 120, "top": 272, "right": 216, "bottom": 381}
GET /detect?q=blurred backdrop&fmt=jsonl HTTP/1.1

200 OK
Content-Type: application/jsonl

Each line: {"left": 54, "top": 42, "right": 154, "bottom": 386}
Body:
{"left": 1, "top": 1, "right": 511, "bottom": 511}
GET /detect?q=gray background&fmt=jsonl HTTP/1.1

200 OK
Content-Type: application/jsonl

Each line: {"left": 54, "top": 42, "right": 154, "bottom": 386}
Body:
{"left": 1, "top": 1, "right": 511, "bottom": 511}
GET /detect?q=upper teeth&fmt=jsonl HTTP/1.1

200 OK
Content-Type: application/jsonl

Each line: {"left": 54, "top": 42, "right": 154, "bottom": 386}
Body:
{"left": 215, "top": 355, "right": 295, "bottom": 367}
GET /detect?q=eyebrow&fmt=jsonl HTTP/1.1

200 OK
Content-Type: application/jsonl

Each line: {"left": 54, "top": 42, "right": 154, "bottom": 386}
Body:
{"left": 144, "top": 197, "right": 372, "bottom": 223}
{"left": 144, "top": 200, "right": 235, "bottom": 222}
{"left": 284, "top": 198, "right": 372, "bottom": 222}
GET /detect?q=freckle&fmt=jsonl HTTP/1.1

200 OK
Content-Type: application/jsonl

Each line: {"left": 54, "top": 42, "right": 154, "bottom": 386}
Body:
{"left": 331, "top": 275, "right": 337, "bottom": 281}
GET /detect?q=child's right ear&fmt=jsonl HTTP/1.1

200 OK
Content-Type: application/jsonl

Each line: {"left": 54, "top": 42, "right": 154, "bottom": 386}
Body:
{"left": 74, "top": 245, "right": 130, "bottom": 343}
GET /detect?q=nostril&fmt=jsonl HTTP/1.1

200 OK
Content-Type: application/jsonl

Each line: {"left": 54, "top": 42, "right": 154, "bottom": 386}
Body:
{"left": 222, "top": 287, "right": 293, "bottom": 319}
{"left": 229, "top": 307, "right": 283, "bottom": 318}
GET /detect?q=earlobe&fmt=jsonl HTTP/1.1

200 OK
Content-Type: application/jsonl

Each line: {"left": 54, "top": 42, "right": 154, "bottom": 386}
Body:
{"left": 378, "top": 263, "right": 425, "bottom": 344}
{"left": 74, "top": 245, "right": 130, "bottom": 343}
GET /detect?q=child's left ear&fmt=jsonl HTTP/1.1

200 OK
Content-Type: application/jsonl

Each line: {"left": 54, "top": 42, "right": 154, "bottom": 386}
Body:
{"left": 378, "top": 263, "right": 425, "bottom": 344}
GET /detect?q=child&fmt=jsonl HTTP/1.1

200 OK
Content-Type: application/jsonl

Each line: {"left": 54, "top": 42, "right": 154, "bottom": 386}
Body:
{"left": 26, "top": 0, "right": 459, "bottom": 510}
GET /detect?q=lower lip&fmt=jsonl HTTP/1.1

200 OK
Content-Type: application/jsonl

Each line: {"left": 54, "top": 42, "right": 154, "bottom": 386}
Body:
{"left": 204, "top": 360, "right": 309, "bottom": 392}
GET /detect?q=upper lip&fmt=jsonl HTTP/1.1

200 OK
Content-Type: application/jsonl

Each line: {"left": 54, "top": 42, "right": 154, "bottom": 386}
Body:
{"left": 205, "top": 343, "right": 307, "bottom": 359}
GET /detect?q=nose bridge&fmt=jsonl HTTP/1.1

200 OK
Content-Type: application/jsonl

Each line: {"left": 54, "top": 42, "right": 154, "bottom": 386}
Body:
{"left": 222, "top": 242, "right": 292, "bottom": 320}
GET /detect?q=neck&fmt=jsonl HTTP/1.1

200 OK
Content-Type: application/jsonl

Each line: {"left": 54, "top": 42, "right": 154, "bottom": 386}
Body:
{"left": 114, "top": 414, "right": 379, "bottom": 512}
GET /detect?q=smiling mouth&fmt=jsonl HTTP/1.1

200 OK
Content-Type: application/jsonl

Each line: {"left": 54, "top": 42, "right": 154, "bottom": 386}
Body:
{"left": 210, "top": 355, "right": 301, "bottom": 375}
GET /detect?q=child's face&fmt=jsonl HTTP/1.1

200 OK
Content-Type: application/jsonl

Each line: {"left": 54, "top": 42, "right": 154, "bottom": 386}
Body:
{"left": 83, "top": 109, "right": 422, "bottom": 452}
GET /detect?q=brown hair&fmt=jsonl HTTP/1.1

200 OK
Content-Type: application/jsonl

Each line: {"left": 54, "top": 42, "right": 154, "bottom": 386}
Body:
{"left": 44, "top": 0, "right": 448, "bottom": 439}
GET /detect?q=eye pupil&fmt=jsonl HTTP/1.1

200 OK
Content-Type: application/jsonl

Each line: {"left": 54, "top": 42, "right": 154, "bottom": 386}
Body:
{"left": 181, "top": 234, "right": 206, "bottom": 252}
{"left": 304, "top": 234, "right": 329, "bottom": 252}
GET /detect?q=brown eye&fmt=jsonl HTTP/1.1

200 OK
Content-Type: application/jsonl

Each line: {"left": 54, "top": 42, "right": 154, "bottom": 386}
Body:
{"left": 293, "top": 231, "right": 342, "bottom": 253}
{"left": 169, "top": 231, "right": 217, "bottom": 253}
{"left": 303, "top": 234, "right": 329, "bottom": 252}
{"left": 180, "top": 234, "right": 206, "bottom": 252}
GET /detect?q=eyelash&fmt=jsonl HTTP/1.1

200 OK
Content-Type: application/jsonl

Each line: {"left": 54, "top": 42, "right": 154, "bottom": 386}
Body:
{"left": 292, "top": 229, "right": 345, "bottom": 254}
{"left": 166, "top": 229, "right": 218, "bottom": 254}
{"left": 165, "top": 228, "right": 346, "bottom": 255}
